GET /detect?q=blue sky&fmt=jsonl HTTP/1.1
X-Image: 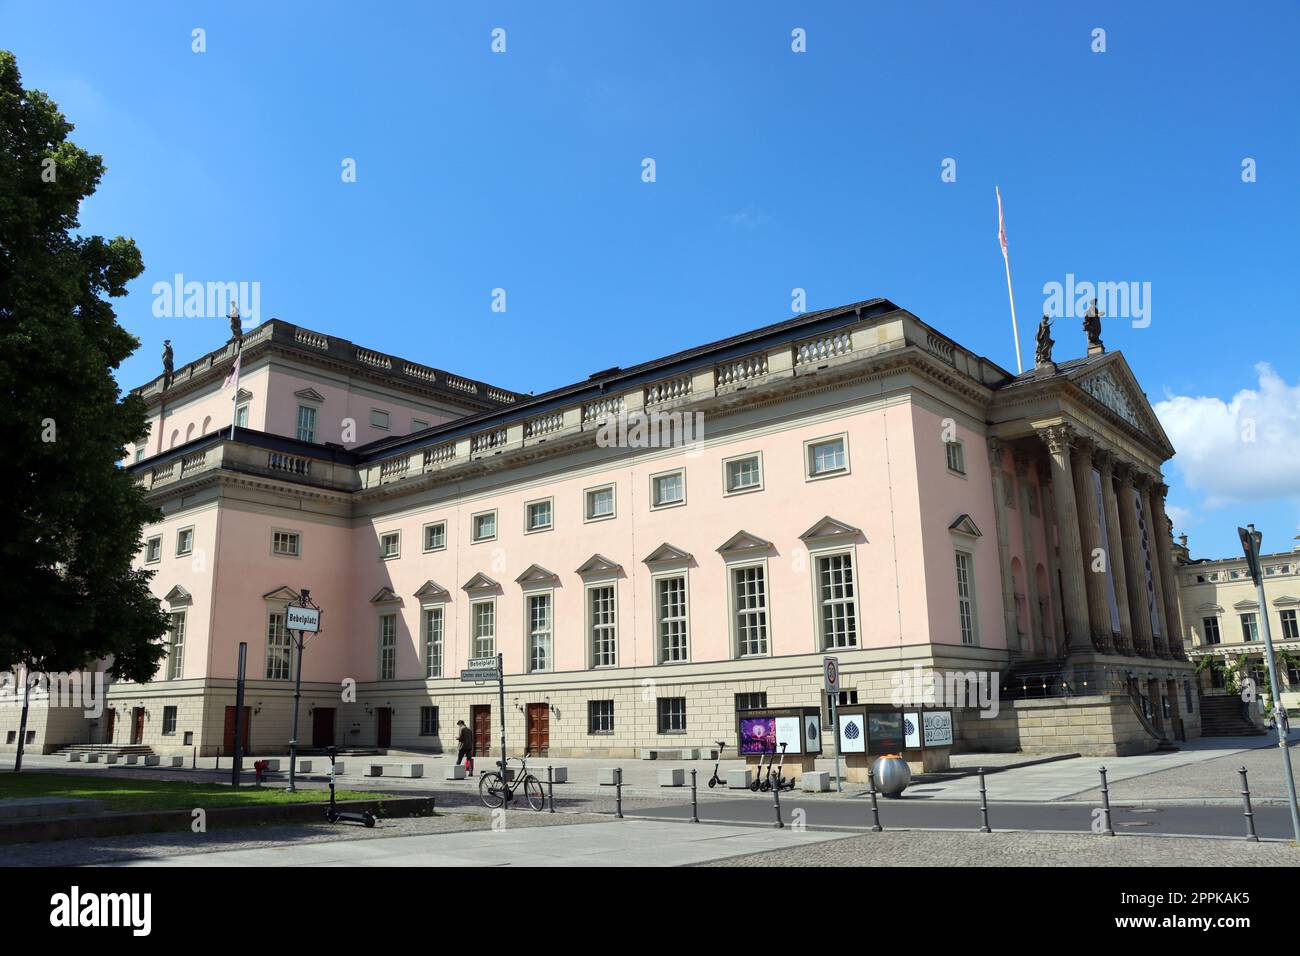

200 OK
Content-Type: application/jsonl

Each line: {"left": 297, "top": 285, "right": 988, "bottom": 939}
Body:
{"left": 4, "top": 0, "right": 1297, "bottom": 558}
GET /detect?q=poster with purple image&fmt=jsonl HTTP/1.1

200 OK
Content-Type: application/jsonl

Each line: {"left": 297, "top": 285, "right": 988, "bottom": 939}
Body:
{"left": 739, "top": 716, "right": 777, "bottom": 755}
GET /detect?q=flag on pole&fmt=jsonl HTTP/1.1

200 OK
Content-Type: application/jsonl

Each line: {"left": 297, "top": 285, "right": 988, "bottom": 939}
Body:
{"left": 222, "top": 347, "right": 241, "bottom": 390}
{"left": 995, "top": 186, "right": 1023, "bottom": 373}
{"left": 996, "top": 186, "right": 1009, "bottom": 258}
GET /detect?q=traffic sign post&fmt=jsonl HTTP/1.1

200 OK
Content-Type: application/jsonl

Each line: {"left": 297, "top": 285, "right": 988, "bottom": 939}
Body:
{"left": 285, "top": 589, "right": 322, "bottom": 793}
{"left": 461, "top": 654, "right": 507, "bottom": 780}
{"left": 824, "top": 657, "right": 842, "bottom": 792}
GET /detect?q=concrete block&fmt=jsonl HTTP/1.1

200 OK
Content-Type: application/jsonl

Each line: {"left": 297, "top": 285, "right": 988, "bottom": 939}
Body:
{"left": 105, "top": 755, "right": 120, "bottom": 764}
{"left": 167, "top": 756, "right": 184, "bottom": 768}
{"left": 124, "top": 754, "right": 139, "bottom": 765}
{"left": 144, "top": 755, "right": 161, "bottom": 766}
{"left": 445, "top": 764, "right": 467, "bottom": 780}
{"left": 801, "top": 771, "right": 831, "bottom": 792}
{"left": 366, "top": 764, "right": 383, "bottom": 777}
{"left": 727, "top": 769, "right": 753, "bottom": 789}
{"left": 396, "top": 763, "right": 423, "bottom": 778}
{"left": 66, "top": 753, "right": 82, "bottom": 762}
{"left": 261, "top": 758, "right": 281, "bottom": 772}
{"left": 658, "top": 769, "right": 685, "bottom": 787}
{"left": 297, "top": 760, "right": 313, "bottom": 773}
{"left": 597, "top": 767, "right": 621, "bottom": 786}
{"left": 549, "top": 766, "right": 568, "bottom": 784}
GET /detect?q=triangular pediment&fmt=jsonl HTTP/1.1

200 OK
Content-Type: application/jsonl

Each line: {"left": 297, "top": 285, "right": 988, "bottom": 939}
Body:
{"left": 1070, "top": 354, "right": 1172, "bottom": 454}
{"left": 294, "top": 387, "right": 325, "bottom": 403}
{"left": 461, "top": 572, "right": 500, "bottom": 593}
{"left": 716, "top": 530, "right": 772, "bottom": 556}
{"left": 1271, "top": 595, "right": 1300, "bottom": 607}
{"left": 370, "top": 586, "right": 401, "bottom": 605}
{"left": 642, "top": 543, "right": 693, "bottom": 566}
{"left": 1232, "top": 598, "right": 1259, "bottom": 611}
{"left": 1194, "top": 602, "right": 1224, "bottom": 613}
{"left": 575, "top": 554, "right": 622, "bottom": 577}
{"left": 799, "top": 516, "right": 861, "bottom": 544}
{"left": 163, "top": 585, "right": 192, "bottom": 608}
{"left": 515, "top": 564, "right": 559, "bottom": 586}
{"left": 949, "top": 514, "right": 983, "bottom": 538}
{"left": 414, "top": 580, "right": 449, "bottom": 602}
{"left": 235, "top": 388, "right": 253, "bottom": 403}
{"left": 263, "top": 585, "right": 300, "bottom": 603}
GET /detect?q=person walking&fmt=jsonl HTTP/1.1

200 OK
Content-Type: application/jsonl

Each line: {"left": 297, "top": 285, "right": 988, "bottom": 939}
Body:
{"left": 455, "top": 719, "right": 475, "bottom": 775}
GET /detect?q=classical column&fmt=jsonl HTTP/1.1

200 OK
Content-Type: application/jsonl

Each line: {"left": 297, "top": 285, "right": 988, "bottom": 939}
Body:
{"left": 1138, "top": 475, "right": 1172, "bottom": 657}
{"left": 1039, "top": 472, "right": 1067, "bottom": 657}
{"left": 1151, "top": 482, "right": 1186, "bottom": 660}
{"left": 987, "top": 438, "right": 1022, "bottom": 653}
{"left": 1039, "top": 424, "right": 1091, "bottom": 653}
{"left": 1114, "top": 463, "right": 1155, "bottom": 655}
{"left": 1014, "top": 453, "right": 1044, "bottom": 657}
{"left": 1096, "top": 450, "right": 1134, "bottom": 655}
{"left": 1070, "top": 437, "right": 1113, "bottom": 653}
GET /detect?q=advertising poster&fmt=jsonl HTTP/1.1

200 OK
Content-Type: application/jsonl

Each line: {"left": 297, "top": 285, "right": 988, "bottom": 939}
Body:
{"left": 739, "top": 716, "right": 776, "bottom": 755}
{"left": 923, "top": 710, "right": 954, "bottom": 747}
{"left": 839, "top": 713, "right": 866, "bottom": 753}
{"left": 804, "top": 714, "right": 821, "bottom": 754}
{"left": 775, "top": 716, "right": 803, "bottom": 754}
{"left": 903, "top": 712, "right": 921, "bottom": 748}
{"left": 868, "top": 712, "right": 904, "bottom": 753}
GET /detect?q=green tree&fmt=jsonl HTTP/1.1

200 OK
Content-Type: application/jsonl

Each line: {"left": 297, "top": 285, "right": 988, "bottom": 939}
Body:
{"left": 0, "top": 50, "right": 169, "bottom": 770}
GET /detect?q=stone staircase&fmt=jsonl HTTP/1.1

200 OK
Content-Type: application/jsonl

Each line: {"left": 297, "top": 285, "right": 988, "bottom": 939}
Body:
{"left": 1197, "top": 696, "right": 1265, "bottom": 737}
{"left": 54, "top": 744, "right": 155, "bottom": 758}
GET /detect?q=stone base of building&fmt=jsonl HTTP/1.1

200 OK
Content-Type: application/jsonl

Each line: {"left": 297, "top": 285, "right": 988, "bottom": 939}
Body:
{"left": 960, "top": 693, "right": 1195, "bottom": 757}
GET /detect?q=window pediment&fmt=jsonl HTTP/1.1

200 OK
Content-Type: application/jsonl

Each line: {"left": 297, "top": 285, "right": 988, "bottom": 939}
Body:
{"left": 716, "top": 530, "right": 772, "bottom": 557}
{"left": 575, "top": 554, "right": 622, "bottom": 577}
{"left": 515, "top": 564, "right": 559, "bottom": 586}
{"left": 414, "top": 580, "right": 449, "bottom": 602}
{"left": 642, "top": 543, "right": 693, "bottom": 567}
{"left": 948, "top": 514, "right": 983, "bottom": 538}
{"left": 262, "top": 585, "right": 300, "bottom": 604}
{"left": 1271, "top": 595, "right": 1300, "bottom": 607}
{"left": 294, "top": 387, "right": 325, "bottom": 403}
{"left": 163, "top": 585, "right": 192, "bottom": 608}
{"left": 370, "top": 586, "right": 401, "bottom": 605}
{"left": 1232, "top": 598, "right": 1259, "bottom": 611}
{"left": 799, "top": 516, "right": 861, "bottom": 544}
{"left": 462, "top": 572, "right": 500, "bottom": 593}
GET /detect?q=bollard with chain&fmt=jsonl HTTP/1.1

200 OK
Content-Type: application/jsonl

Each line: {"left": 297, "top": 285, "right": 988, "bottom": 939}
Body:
{"left": 977, "top": 768, "right": 992, "bottom": 833}
{"left": 867, "top": 767, "right": 883, "bottom": 832}
{"left": 1239, "top": 767, "right": 1259, "bottom": 843}
{"left": 547, "top": 765, "right": 555, "bottom": 814}
{"left": 690, "top": 768, "right": 699, "bottom": 824}
{"left": 1098, "top": 766, "right": 1115, "bottom": 836}
{"left": 615, "top": 767, "right": 623, "bottom": 819}
{"left": 772, "top": 775, "right": 784, "bottom": 829}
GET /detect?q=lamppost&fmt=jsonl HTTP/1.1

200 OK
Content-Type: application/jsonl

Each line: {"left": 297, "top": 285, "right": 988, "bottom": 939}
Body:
{"left": 1238, "top": 525, "right": 1300, "bottom": 843}
{"left": 285, "top": 588, "right": 322, "bottom": 793}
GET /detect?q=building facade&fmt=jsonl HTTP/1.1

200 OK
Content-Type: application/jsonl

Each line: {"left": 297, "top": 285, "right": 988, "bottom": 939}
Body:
{"left": 2, "top": 298, "right": 1198, "bottom": 758}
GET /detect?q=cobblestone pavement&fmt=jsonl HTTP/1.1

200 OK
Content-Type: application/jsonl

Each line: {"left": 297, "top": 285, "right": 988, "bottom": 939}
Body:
{"left": 1067, "top": 741, "right": 1300, "bottom": 803}
{"left": 698, "top": 830, "right": 1300, "bottom": 867}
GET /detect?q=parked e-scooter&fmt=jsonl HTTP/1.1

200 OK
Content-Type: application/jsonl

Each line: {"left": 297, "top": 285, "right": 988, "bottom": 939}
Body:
{"left": 707, "top": 740, "right": 729, "bottom": 788}
{"left": 751, "top": 745, "right": 777, "bottom": 792}
{"left": 772, "top": 741, "right": 797, "bottom": 791}
{"left": 325, "top": 746, "right": 376, "bottom": 827}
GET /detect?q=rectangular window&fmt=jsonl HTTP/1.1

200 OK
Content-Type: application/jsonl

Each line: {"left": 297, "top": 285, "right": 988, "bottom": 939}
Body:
{"left": 806, "top": 435, "right": 848, "bottom": 478}
{"left": 525, "top": 498, "right": 553, "bottom": 533}
{"left": 815, "top": 552, "right": 858, "bottom": 648}
{"left": 235, "top": 404, "right": 249, "bottom": 428}
{"left": 472, "top": 600, "right": 496, "bottom": 658}
{"left": 145, "top": 535, "right": 162, "bottom": 564}
{"left": 651, "top": 470, "right": 685, "bottom": 509}
{"left": 945, "top": 441, "right": 965, "bottom": 475}
{"left": 733, "top": 565, "right": 769, "bottom": 656}
{"left": 471, "top": 510, "right": 497, "bottom": 543}
{"left": 735, "top": 692, "right": 768, "bottom": 712}
{"left": 724, "top": 453, "right": 763, "bottom": 495}
{"left": 956, "top": 551, "right": 977, "bottom": 646}
{"left": 1202, "top": 616, "right": 1221, "bottom": 645}
{"left": 166, "top": 611, "right": 186, "bottom": 680}
{"left": 371, "top": 408, "right": 390, "bottom": 430}
{"left": 528, "top": 593, "right": 553, "bottom": 673}
{"left": 134, "top": 444, "right": 145, "bottom": 463}
{"left": 587, "top": 700, "right": 614, "bottom": 735}
{"left": 423, "top": 606, "right": 443, "bottom": 679}
{"left": 657, "top": 697, "right": 687, "bottom": 734}
{"left": 379, "top": 531, "right": 400, "bottom": 559}
{"left": 589, "top": 585, "right": 617, "bottom": 667}
{"left": 1288, "top": 662, "right": 1300, "bottom": 688}
{"left": 162, "top": 705, "right": 177, "bottom": 736}
{"left": 656, "top": 575, "right": 689, "bottom": 663}
{"left": 378, "top": 613, "right": 397, "bottom": 680}
{"left": 265, "top": 611, "right": 292, "bottom": 680}
{"left": 1240, "top": 613, "right": 1258, "bottom": 642}
{"left": 1280, "top": 609, "right": 1299, "bottom": 641}
{"left": 423, "top": 521, "right": 446, "bottom": 552}
{"left": 420, "top": 706, "right": 439, "bottom": 736}
{"left": 272, "top": 531, "right": 300, "bottom": 557}
{"left": 585, "top": 484, "right": 615, "bottom": 521}
{"left": 296, "top": 405, "right": 317, "bottom": 443}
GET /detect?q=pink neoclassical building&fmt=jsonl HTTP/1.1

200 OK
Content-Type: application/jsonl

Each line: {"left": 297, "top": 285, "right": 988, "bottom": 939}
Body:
{"left": 2, "top": 297, "right": 1200, "bottom": 759}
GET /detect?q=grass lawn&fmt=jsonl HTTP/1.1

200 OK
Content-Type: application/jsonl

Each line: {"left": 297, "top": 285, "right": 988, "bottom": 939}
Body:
{"left": 0, "top": 772, "right": 378, "bottom": 812}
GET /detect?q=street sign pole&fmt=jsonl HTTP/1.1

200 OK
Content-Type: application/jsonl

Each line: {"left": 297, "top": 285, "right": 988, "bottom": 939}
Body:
{"left": 232, "top": 642, "right": 247, "bottom": 787}
{"left": 497, "top": 653, "right": 507, "bottom": 780}
{"left": 286, "top": 590, "right": 322, "bottom": 794}
{"left": 824, "top": 657, "right": 842, "bottom": 792}
{"left": 1239, "top": 526, "right": 1300, "bottom": 843}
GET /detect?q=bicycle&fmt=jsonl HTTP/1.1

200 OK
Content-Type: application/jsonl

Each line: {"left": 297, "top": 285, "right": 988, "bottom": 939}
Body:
{"left": 479, "top": 753, "right": 546, "bottom": 811}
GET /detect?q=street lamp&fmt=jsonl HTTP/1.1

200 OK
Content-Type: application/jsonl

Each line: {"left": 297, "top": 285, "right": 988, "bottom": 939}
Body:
{"left": 1238, "top": 525, "right": 1300, "bottom": 843}
{"left": 285, "top": 587, "right": 323, "bottom": 793}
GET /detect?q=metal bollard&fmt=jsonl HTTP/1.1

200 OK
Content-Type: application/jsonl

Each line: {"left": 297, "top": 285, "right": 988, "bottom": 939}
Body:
{"left": 772, "top": 776, "right": 784, "bottom": 829}
{"left": 1239, "top": 767, "right": 1259, "bottom": 843}
{"left": 867, "top": 767, "right": 883, "bottom": 832}
{"left": 547, "top": 765, "right": 555, "bottom": 814}
{"left": 690, "top": 768, "right": 699, "bottom": 824}
{"left": 978, "top": 768, "right": 992, "bottom": 833}
{"left": 192, "top": 746, "right": 197, "bottom": 770}
{"left": 1098, "top": 766, "right": 1115, "bottom": 836}
{"left": 615, "top": 767, "right": 623, "bottom": 819}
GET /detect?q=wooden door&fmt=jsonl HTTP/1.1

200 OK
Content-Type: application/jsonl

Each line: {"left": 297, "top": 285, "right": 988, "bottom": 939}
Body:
{"left": 471, "top": 705, "right": 491, "bottom": 756}
{"left": 312, "top": 707, "right": 336, "bottom": 748}
{"left": 103, "top": 708, "right": 115, "bottom": 745}
{"left": 376, "top": 707, "right": 392, "bottom": 749}
{"left": 526, "top": 703, "right": 549, "bottom": 756}
{"left": 223, "top": 706, "right": 251, "bottom": 755}
{"left": 131, "top": 707, "right": 145, "bottom": 745}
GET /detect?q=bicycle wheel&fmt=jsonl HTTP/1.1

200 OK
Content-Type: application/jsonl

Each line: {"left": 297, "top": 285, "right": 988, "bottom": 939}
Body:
{"left": 523, "top": 774, "right": 546, "bottom": 811}
{"left": 479, "top": 771, "right": 506, "bottom": 809}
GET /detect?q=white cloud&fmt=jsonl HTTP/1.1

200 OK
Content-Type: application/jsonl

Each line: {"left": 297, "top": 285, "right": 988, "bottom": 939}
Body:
{"left": 1155, "top": 363, "right": 1300, "bottom": 507}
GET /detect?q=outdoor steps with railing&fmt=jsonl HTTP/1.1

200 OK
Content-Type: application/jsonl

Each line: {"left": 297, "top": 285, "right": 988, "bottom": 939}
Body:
{"left": 1197, "top": 696, "right": 1266, "bottom": 737}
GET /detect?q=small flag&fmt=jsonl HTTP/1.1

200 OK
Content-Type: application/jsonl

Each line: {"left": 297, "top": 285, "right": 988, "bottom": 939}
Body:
{"left": 223, "top": 348, "right": 241, "bottom": 390}
{"left": 996, "top": 185, "right": 1009, "bottom": 259}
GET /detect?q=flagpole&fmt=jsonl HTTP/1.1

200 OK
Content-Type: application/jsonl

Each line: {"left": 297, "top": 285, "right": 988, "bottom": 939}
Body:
{"left": 996, "top": 186, "right": 1024, "bottom": 374}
